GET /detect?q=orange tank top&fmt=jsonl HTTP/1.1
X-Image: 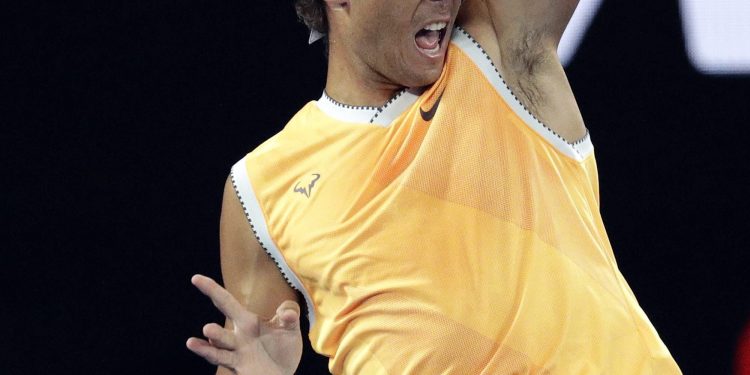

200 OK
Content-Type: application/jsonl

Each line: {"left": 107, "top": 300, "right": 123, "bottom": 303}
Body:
{"left": 230, "top": 28, "right": 681, "bottom": 374}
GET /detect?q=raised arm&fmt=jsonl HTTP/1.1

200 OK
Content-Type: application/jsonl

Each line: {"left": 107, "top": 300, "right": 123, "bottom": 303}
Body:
{"left": 459, "top": 0, "right": 579, "bottom": 52}
{"left": 457, "top": 0, "right": 586, "bottom": 142}
{"left": 187, "top": 176, "right": 303, "bottom": 375}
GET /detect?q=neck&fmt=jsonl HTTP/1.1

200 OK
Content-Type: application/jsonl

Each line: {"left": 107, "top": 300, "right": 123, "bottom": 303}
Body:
{"left": 324, "top": 36, "right": 401, "bottom": 108}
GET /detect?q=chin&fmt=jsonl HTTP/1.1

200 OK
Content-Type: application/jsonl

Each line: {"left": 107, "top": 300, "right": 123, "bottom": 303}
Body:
{"left": 406, "top": 69, "right": 443, "bottom": 89}
{"left": 394, "top": 60, "right": 442, "bottom": 89}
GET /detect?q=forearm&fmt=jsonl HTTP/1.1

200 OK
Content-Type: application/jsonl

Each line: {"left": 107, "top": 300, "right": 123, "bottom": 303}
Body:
{"left": 215, "top": 364, "right": 287, "bottom": 375}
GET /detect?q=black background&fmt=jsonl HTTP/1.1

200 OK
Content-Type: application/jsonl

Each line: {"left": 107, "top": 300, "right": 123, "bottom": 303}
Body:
{"left": 4, "top": 1, "right": 749, "bottom": 374}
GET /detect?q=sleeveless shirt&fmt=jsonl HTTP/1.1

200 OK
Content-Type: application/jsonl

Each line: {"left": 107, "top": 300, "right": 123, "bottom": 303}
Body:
{"left": 230, "top": 28, "right": 681, "bottom": 374}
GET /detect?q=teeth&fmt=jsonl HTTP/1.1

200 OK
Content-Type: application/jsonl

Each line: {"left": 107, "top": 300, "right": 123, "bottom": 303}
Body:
{"left": 423, "top": 22, "right": 447, "bottom": 31}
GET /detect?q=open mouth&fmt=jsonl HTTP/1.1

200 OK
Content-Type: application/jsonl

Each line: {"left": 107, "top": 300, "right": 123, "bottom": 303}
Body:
{"left": 415, "top": 21, "right": 448, "bottom": 56}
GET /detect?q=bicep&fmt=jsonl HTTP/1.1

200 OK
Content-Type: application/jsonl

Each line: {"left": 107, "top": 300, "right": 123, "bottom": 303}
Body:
{"left": 219, "top": 175, "right": 299, "bottom": 323}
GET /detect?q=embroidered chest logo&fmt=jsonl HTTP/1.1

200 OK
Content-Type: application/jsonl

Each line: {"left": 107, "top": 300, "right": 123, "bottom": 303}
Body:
{"left": 293, "top": 174, "right": 321, "bottom": 198}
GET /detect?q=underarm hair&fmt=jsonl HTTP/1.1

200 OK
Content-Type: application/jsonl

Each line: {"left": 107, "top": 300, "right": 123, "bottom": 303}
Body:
{"left": 501, "top": 29, "right": 550, "bottom": 113}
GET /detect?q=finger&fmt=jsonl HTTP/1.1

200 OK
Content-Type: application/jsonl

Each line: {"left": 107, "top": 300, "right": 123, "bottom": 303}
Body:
{"left": 186, "top": 337, "right": 237, "bottom": 368}
{"left": 269, "top": 300, "right": 301, "bottom": 331}
{"left": 191, "top": 274, "right": 246, "bottom": 321}
{"left": 203, "top": 323, "right": 236, "bottom": 350}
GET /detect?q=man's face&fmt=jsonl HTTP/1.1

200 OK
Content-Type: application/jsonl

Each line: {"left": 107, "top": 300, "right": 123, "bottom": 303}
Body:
{"left": 342, "top": 0, "right": 462, "bottom": 89}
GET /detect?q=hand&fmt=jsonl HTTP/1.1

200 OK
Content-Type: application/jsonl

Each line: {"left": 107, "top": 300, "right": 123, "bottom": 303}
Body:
{"left": 186, "top": 275, "right": 303, "bottom": 375}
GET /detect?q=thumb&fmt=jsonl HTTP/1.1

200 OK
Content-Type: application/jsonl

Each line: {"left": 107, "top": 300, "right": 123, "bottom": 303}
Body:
{"left": 273, "top": 300, "right": 301, "bottom": 331}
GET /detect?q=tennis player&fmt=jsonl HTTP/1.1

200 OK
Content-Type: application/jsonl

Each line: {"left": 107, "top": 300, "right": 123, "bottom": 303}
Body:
{"left": 187, "top": 0, "right": 682, "bottom": 373}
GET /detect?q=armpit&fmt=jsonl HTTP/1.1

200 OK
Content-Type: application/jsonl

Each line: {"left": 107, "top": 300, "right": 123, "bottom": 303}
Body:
{"left": 500, "top": 30, "right": 555, "bottom": 116}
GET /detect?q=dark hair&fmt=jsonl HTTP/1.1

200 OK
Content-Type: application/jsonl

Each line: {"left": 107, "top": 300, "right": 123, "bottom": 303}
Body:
{"left": 295, "top": 0, "right": 328, "bottom": 34}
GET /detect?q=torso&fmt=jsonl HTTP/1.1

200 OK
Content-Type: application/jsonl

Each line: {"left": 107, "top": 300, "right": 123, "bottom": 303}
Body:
{"left": 230, "top": 28, "right": 681, "bottom": 374}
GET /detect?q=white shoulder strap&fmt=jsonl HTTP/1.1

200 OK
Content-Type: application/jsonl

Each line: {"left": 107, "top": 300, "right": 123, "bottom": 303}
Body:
{"left": 230, "top": 157, "right": 317, "bottom": 326}
{"left": 451, "top": 27, "right": 594, "bottom": 161}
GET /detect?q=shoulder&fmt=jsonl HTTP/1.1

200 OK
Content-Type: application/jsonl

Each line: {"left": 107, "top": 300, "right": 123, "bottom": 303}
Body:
{"left": 239, "top": 102, "right": 318, "bottom": 162}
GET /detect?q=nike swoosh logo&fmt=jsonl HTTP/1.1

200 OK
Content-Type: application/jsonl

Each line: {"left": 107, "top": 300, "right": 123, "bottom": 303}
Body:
{"left": 420, "top": 92, "right": 444, "bottom": 122}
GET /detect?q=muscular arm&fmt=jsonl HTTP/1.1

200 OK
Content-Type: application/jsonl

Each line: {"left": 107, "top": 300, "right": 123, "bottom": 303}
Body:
{"left": 215, "top": 176, "right": 300, "bottom": 375}
{"left": 458, "top": 0, "right": 586, "bottom": 142}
